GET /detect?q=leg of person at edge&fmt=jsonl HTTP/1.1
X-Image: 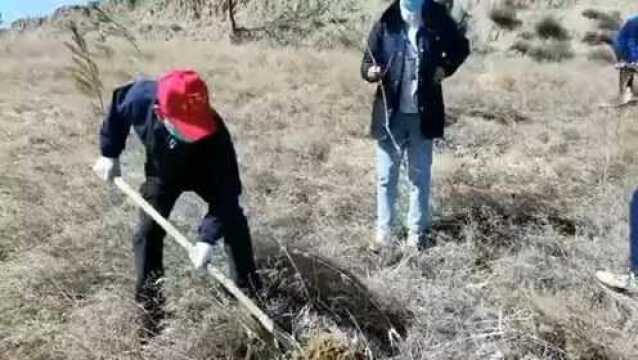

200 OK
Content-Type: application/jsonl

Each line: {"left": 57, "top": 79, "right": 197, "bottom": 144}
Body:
{"left": 596, "top": 17, "right": 638, "bottom": 292}
{"left": 596, "top": 190, "right": 638, "bottom": 294}
{"left": 93, "top": 69, "right": 262, "bottom": 334}
{"left": 614, "top": 15, "right": 638, "bottom": 104}
{"left": 361, "top": 0, "right": 469, "bottom": 251}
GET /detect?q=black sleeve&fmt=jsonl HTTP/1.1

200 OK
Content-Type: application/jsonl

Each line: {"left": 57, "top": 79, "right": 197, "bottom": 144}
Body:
{"left": 361, "top": 20, "right": 384, "bottom": 82}
{"left": 99, "top": 84, "right": 135, "bottom": 158}
{"left": 99, "top": 80, "right": 156, "bottom": 158}
{"left": 440, "top": 15, "right": 470, "bottom": 78}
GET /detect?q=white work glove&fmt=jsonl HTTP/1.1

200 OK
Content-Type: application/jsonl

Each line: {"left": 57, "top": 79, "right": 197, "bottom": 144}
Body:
{"left": 92, "top": 156, "right": 121, "bottom": 182}
{"left": 190, "top": 242, "right": 214, "bottom": 271}
{"left": 433, "top": 67, "right": 446, "bottom": 84}
{"left": 367, "top": 65, "right": 383, "bottom": 82}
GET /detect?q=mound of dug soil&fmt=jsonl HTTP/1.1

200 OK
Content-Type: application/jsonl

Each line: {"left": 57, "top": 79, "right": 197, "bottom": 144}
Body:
{"left": 255, "top": 246, "right": 411, "bottom": 356}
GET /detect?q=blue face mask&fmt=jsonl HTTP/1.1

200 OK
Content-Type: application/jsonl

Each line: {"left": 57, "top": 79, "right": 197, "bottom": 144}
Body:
{"left": 401, "top": 0, "right": 425, "bottom": 12}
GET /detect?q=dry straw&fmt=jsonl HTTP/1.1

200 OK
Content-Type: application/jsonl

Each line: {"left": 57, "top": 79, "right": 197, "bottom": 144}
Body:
{"left": 64, "top": 21, "right": 105, "bottom": 113}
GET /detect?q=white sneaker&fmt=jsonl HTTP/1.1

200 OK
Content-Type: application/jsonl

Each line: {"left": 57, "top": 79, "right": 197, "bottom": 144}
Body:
{"left": 596, "top": 271, "right": 638, "bottom": 293}
{"left": 622, "top": 86, "right": 635, "bottom": 105}
{"left": 407, "top": 232, "right": 420, "bottom": 247}
{"left": 370, "top": 230, "right": 391, "bottom": 252}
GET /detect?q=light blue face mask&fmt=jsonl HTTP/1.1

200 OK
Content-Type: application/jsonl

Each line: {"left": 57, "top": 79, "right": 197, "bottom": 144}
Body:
{"left": 401, "top": 0, "right": 426, "bottom": 12}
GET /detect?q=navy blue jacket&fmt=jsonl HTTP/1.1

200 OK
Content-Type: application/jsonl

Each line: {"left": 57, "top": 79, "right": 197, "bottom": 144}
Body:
{"left": 361, "top": 0, "right": 470, "bottom": 140}
{"left": 615, "top": 16, "right": 638, "bottom": 62}
{"left": 99, "top": 79, "right": 242, "bottom": 197}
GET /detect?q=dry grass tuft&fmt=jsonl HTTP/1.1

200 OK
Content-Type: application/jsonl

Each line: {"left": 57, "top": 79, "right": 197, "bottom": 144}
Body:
{"left": 528, "top": 40, "right": 573, "bottom": 62}
{"left": 293, "top": 333, "right": 363, "bottom": 360}
{"left": 64, "top": 21, "right": 105, "bottom": 113}
{"left": 536, "top": 15, "right": 570, "bottom": 41}
{"left": 431, "top": 185, "right": 578, "bottom": 267}
{"left": 511, "top": 38, "right": 574, "bottom": 62}
{"left": 582, "top": 30, "right": 616, "bottom": 46}
{"left": 489, "top": 5, "right": 522, "bottom": 30}
{"left": 510, "top": 38, "right": 533, "bottom": 54}
{"left": 582, "top": 8, "right": 623, "bottom": 31}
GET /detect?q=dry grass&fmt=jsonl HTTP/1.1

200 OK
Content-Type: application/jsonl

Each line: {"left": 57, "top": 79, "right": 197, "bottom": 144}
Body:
{"left": 3, "top": 2, "right": 638, "bottom": 359}
{"left": 510, "top": 38, "right": 574, "bottom": 62}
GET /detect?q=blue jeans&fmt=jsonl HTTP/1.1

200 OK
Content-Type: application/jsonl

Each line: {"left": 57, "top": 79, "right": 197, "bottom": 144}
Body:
{"left": 377, "top": 112, "right": 433, "bottom": 236}
{"left": 631, "top": 189, "right": 638, "bottom": 273}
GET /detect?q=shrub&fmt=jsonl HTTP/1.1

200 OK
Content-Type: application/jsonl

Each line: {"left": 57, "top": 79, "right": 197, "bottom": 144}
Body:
{"left": 489, "top": 6, "right": 522, "bottom": 30}
{"left": 510, "top": 39, "right": 532, "bottom": 54}
{"left": 582, "top": 8, "right": 622, "bottom": 31}
{"left": 518, "top": 31, "right": 535, "bottom": 40}
{"left": 536, "top": 16, "right": 570, "bottom": 40}
{"left": 529, "top": 40, "right": 574, "bottom": 62}
{"left": 510, "top": 38, "right": 574, "bottom": 63}
{"left": 582, "top": 30, "right": 616, "bottom": 46}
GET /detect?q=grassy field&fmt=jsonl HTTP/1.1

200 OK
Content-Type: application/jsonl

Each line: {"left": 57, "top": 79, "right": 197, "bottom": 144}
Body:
{"left": 3, "top": 0, "right": 638, "bottom": 358}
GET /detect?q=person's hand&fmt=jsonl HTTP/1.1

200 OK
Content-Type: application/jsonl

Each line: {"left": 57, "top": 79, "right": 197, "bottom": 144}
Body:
{"left": 433, "top": 67, "right": 446, "bottom": 84}
{"left": 367, "top": 65, "right": 383, "bottom": 82}
{"left": 92, "top": 157, "right": 120, "bottom": 182}
{"left": 190, "top": 242, "right": 214, "bottom": 271}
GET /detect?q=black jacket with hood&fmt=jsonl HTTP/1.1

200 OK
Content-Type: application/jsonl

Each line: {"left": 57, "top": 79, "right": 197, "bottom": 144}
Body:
{"left": 361, "top": 0, "right": 470, "bottom": 140}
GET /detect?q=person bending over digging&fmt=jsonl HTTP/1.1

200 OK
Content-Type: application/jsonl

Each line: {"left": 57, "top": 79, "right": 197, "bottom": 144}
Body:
{"left": 614, "top": 15, "right": 638, "bottom": 105}
{"left": 361, "top": 0, "right": 469, "bottom": 251}
{"left": 93, "top": 69, "right": 261, "bottom": 333}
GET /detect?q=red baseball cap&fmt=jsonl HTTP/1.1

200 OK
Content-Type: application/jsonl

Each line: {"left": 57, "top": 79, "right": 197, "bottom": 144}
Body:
{"left": 156, "top": 69, "right": 218, "bottom": 142}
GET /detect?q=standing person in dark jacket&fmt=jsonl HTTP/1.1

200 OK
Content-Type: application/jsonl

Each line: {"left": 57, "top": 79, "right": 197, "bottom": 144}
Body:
{"left": 361, "top": 0, "right": 469, "bottom": 251}
{"left": 93, "top": 69, "right": 261, "bottom": 334}
{"left": 614, "top": 16, "right": 638, "bottom": 105}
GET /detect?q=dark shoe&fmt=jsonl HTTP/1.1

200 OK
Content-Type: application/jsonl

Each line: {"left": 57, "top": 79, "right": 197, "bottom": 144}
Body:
{"left": 418, "top": 231, "right": 436, "bottom": 251}
{"left": 406, "top": 231, "right": 436, "bottom": 252}
{"left": 138, "top": 303, "right": 166, "bottom": 343}
{"left": 135, "top": 288, "right": 166, "bottom": 342}
{"left": 235, "top": 272, "right": 263, "bottom": 298}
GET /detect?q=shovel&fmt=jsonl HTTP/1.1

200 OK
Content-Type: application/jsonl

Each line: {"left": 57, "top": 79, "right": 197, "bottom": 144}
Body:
{"left": 112, "top": 177, "right": 295, "bottom": 350}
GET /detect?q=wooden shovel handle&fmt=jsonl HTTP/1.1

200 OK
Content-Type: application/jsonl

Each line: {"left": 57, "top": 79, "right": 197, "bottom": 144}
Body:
{"left": 112, "top": 177, "right": 276, "bottom": 336}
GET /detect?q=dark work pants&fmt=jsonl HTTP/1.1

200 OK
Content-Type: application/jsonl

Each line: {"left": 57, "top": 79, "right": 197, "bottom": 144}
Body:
{"left": 631, "top": 189, "right": 638, "bottom": 274}
{"left": 620, "top": 68, "right": 635, "bottom": 97}
{"left": 133, "top": 177, "right": 260, "bottom": 315}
